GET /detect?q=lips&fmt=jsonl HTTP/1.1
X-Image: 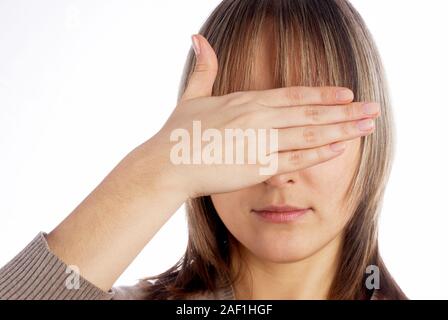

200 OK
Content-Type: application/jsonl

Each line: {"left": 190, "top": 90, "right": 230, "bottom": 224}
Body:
{"left": 254, "top": 205, "right": 309, "bottom": 212}
{"left": 251, "top": 205, "right": 311, "bottom": 223}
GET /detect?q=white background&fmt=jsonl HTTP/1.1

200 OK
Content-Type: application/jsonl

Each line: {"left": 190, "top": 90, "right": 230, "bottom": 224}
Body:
{"left": 0, "top": 0, "right": 447, "bottom": 299}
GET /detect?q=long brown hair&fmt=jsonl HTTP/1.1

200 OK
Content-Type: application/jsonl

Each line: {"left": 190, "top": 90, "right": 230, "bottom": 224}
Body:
{"left": 144, "top": 0, "right": 407, "bottom": 300}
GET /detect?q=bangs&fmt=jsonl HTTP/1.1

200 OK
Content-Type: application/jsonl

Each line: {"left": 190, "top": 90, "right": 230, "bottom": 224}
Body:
{"left": 200, "top": 0, "right": 363, "bottom": 100}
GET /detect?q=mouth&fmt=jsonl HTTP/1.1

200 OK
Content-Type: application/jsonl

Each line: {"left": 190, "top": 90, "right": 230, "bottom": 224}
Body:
{"left": 251, "top": 205, "right": 311, "bottom": 223}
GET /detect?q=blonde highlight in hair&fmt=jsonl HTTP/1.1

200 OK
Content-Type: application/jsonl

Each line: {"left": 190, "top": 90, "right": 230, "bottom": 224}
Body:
{"left": 145, "top": 0, "right": 406, "bottom": 300}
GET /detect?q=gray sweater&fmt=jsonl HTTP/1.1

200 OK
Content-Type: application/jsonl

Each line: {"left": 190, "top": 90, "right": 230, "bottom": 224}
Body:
{"left": 0, "top": 232, "right": 380, "bottom": 300}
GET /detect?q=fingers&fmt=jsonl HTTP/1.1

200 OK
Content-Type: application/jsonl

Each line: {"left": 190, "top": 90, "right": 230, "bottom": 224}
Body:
{"left": 267, "top": 102, "right": 381, "bottom": 128}
{"left": 276, "top": 142, "right": 348, "bottom": 174}
{"left": 253, "top": 86, "right": 354, "bottom": 107}
{"left": 181, "top": 34, "right": 219, "bottom": 101}
{"left": 275, "top": 117, "right": 376, "bottom": 152}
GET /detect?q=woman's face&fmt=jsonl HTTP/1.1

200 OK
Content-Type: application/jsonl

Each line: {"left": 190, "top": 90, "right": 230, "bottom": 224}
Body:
{"left": 210, "top": 36, "right": 361, "bottom": 263}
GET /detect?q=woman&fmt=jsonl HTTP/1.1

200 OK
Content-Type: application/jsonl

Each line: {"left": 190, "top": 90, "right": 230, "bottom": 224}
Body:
{"left": 0, "top": 0, "right": 407, "bottom": 300}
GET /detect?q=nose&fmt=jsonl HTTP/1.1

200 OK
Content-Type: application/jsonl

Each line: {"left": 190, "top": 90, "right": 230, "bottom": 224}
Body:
{"left": 263, "top": 172, "right": 297, "bottom": 187}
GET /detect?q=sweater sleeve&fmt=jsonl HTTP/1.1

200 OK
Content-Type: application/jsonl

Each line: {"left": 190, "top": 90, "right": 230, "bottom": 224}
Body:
{"left": 0, "top": 232, "right": 115, "bottom": 300}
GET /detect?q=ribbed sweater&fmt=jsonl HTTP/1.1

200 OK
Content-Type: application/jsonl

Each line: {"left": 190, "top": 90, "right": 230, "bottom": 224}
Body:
{"left": 0, "top": 232, "right": 380, "bottom": 300}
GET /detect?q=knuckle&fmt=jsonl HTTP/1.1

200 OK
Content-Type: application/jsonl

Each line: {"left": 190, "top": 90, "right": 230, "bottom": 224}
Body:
{"left": 288, "top": 150, "right": 304, "bottom": 163}
{"left": 302, "top": 127, "right": 318, "bottom": 144}
{"left": 286, "top": 87, "right": 304, "bottom": 104}
{"left": 194, "top": 63, "right": 209, "bottom": 73}
{"left": 341, "top": 122, "right": 353, "bottom": 136}
{"left": 320, "top": 88, "right": 334, "bottom": 103}
{"left": 343, "top": 104, "right": 356, "bottom": 119}
{"left": 315, "top": 146, "right": 326, "bottom": 160}
{"left": 304, "top": 106, "right": 322, "bottom": 123}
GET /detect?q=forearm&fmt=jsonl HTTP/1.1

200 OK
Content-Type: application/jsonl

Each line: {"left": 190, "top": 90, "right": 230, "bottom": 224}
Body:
{"left": 46, "top": 137, "right": 187, "bottom": 291}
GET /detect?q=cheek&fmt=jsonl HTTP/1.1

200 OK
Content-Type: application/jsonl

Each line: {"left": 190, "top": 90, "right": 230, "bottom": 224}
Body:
{"left": 286, "top": 140, "right": 360, "bottom": 246}
{"left": 211, "top": 191, "right": 249, "bottom": 226}
{"left": 211, "top": 192, "right": 247, "bottom": 215}
{"left": 211, "top": 191, "right": 264, "bottom": 249}
{"left": 302, "top": 138, "right": 360, "bottom": 209}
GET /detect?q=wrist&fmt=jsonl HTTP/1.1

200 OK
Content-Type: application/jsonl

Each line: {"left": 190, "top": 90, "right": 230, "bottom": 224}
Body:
{"left": 122, "top": 135, "right": 191, "bottom": 203}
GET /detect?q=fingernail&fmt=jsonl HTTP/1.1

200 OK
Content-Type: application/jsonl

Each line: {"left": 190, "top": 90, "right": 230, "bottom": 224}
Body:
{"left": 191, "top": 35, "right": 201, "bottom": 57}
{"left": 336, "top": 89, "right": 353, "bottom": 102}
{"left": 362, "top": 102, "right": 380, "bottom": 115}
{"left": 330, "top": 141, "right": 346, "bottom": 152}
{"left": 357, "top": 118, "right": 374, "bottom": 131}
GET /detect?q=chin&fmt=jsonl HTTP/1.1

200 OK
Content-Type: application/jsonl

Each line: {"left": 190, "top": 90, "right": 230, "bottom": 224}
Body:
{"left": 246, "top": 239, "right": 318, "bottom": 264}
{"left": 254, "top": 249, "right": 314, "bottom": 264}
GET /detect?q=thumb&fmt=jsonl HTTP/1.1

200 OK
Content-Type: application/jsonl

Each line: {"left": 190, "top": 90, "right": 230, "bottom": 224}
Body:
{"left": 181, "top": 34, "right": 218, "bottom": 101}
